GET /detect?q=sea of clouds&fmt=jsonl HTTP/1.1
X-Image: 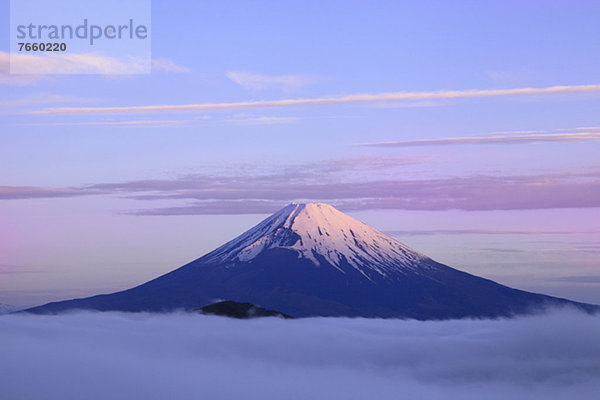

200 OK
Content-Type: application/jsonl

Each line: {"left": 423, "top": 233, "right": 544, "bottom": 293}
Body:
{"left": 1, "top": 308, "right": 599, "bottom": 399}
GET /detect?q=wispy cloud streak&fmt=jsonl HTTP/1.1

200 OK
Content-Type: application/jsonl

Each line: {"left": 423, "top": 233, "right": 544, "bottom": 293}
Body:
{"left": 360, "top": 132, "right": 600, "bottom": 147}
{"left": 226, "top": 114, "right": 300, "bottom": 125}
{"left": 1, "top": 52, "right": 188, "bottom": 84}
{"left": 152, "top": 58, "right": 190, "bottom": 73}
{"left": 4, "top": 51, "right": 149, "bottom": 75}
{"left": 385, "top": 229, "right": 600, "bottom": 236}
{"left": 0, "top": 265, "right": 41, "bottom": 275}
{"left": 227, "top": 71, "right": 318, "bottom": 90}
{"left": 27, "top": 120, "right": 184, "bottom": 128}
{"left": 0, "top": 186, "right": 103, "bottom": 200}
{"left": 30, "top": 84, "right": 600, "bottom": 115}
{"left": 0, "top": 93, "right": 94, "bottom": 107}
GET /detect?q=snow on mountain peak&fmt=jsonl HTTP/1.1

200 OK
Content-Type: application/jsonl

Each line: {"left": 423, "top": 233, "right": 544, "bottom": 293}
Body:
{"left": 204, "top": 202, "right": 428, "bottom": 277}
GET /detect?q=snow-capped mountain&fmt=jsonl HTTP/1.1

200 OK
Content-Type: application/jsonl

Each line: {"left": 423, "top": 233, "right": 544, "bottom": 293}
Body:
{"left": 26, "top": 203, "right": 599, "bottom": 318}
{"left": 204, "top": 203, "right": 429, "bottom": 278}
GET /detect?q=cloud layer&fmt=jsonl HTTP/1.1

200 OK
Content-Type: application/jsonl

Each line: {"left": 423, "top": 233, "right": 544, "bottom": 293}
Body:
{"left": 2, "top": 160, "right": 600, "bottom": 213}
{"left": 1, "top": 310, "right": 599, "bottom": 400}
{"left": 80, "top": 169, "right": 600, "bottom": 213}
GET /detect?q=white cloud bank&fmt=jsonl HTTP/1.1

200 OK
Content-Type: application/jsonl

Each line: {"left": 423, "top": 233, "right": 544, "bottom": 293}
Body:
{"left": 1, "top": 309, "right": 599, "bottom": 400}
{"left": 4, "top": 51, "right": 150, "bottom": 75}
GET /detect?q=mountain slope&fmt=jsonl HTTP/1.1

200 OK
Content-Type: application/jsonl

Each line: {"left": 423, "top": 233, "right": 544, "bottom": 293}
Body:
{"left": 0, "top": 303, "right": 19, "bottom": 315}
{"left": 26, "top": 203, "right": 599, "bottom": 319}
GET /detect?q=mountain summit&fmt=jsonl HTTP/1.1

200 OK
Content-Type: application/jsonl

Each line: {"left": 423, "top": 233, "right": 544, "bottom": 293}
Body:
{"left": 204, "top": 203, "right": 428, "bottom": 279}
{"left": 27, "top": 202, "right": 598, "bottom": 318}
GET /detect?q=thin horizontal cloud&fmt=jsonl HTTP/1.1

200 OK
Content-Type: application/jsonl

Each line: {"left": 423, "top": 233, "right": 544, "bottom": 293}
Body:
{"left": 477, "top": 248, "right": 525, "bottom": 254}
{"left": 5, "top": 51, "right": 149, "bottom": 75}
{"left": 133, "top": 200, "right": 283, "bottom": 216}
{"left": 0, "top": 265, "right": 41, "bottom": 275}
{"left": 29, "top": 120, "right": 185, "bottom": 128}
{"left": 226, "top": 115, "right": 300, "bottom": 125}
{"left": 226, "top": 71, "right": 318, "bottom": 91}
{"left": 550, "top": 275, "right": 600, "bottom": 283}
{"left": 30, "top": 83, "right": 600, "bottom": 115}
{"left": 529, "top": 248, "right": 600, "bottom": 255}
{"left": 0, "top": 186, "right": 103, "bottom": 200}
{"left": 385, "top": 229, "right": 600, "bottom": 236}
{"left": 371, "top": 100, "right": 452, "bottom": 108}
{"left": 483, "top": 126, "right": 600, "bottom": 135}
{"left": 570, "top": 126, "right": 600, "bottom": 131}
{"left": 360, "top": 132, "right": 600, "bottom": 148}
{"left": 0, "top": 93, "right": 95, "bottom": 107}
{"left": 152, "top": 58, "right": 190, "bottom": 73}
{"left": 1, "top": 52, "right": 188, "bottom": 84}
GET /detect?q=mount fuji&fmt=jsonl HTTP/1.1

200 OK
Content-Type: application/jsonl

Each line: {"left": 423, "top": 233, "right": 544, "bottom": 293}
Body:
{"left": 26, "top": 203, "right": 598, "bottom": 318}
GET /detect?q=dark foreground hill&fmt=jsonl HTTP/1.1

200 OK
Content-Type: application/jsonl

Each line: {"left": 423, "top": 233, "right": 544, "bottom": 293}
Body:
{"left": 196, "top": 301, "right": 293, "bottom": 319}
